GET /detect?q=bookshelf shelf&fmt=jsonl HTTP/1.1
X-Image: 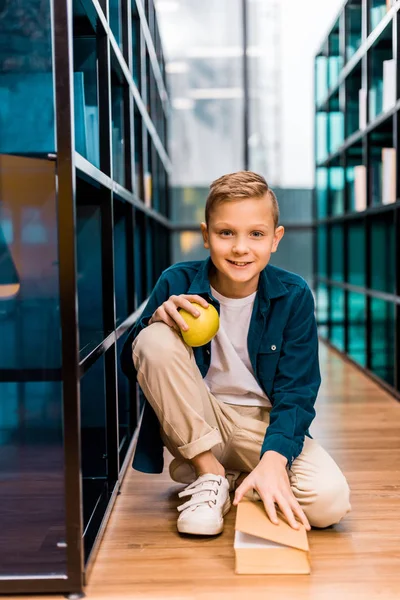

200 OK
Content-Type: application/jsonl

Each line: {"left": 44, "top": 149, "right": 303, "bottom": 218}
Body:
{"left": 314, "top": 0, "right": 400, "bottom": 399}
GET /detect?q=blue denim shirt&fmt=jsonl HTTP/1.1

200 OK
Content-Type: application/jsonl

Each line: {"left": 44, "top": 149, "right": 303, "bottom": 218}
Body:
{"left": 121, "top": 257, "right": 321, "bottom": 472}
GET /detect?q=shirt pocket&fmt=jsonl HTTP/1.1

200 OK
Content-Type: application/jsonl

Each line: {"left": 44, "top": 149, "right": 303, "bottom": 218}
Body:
{"left": 257, "top": 340, "right": 282, "bottom": 384}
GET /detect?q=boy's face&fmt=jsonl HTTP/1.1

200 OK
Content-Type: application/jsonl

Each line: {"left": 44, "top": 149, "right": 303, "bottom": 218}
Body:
{"left": 200, "top": 195, "right": 284, "bottom": 295}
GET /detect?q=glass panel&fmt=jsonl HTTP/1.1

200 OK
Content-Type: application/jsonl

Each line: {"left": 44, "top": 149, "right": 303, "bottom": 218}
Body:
{"left": 327, "top": 20, "right": 343, "bottom": 90}
{"left": 346, "top": 2, "right": 362, "bottom": 61}
{"left": 370, "top": 298, "right": 395, "bottom": 386}
{"left": 370, "top": 212, "right": 395, "bottom": 293}
{"left": 369, "top": 0, "right": 389, "bottom": 33}
{"left": 131, "top": 8, "right": 141, "bottom": 91}
{"left": 134, "top": 105, "right": 144, "bottom": 200}
{"left": 369, "top": 118, "right": 395, "bottom": 207}
{"left": 76, "top": 177, "right": 104, "bottom": 357}
{"left": 270, "top": 229, "right": 313, "bottom": 286}
{"left": 80, "top": 355, "right": 108, "bottom": 558}
{"left": 330, "top": 224, "right": 344, "bottom": 281}
{"left": 172, "top": 231, "right": 208, "bottom": 263}
{"left": 111, "top": 55, "right": 127, "bottom": 188}
{"left": 329, "top": 166, "right": 345, "bottom": 215}
{"left": 348, "top": 292, "right": 366, "bottom": 366}
{"left": 348, "top": 220, "right": 365, "bottom": 287}
{"left": 114, "top": 197, "right": 130, "bottom": 326}
{"left": 315, "top": 55, "right": 328, "bottom": 106}
{"left": 145, "top": 217, "right": 154, "bottom": 295}
{"left": 330, "top": 286, "right": 345, "bottom": 351}
{"left": 368, "top": 24, "right": 392, "bottom": 121}
{"left": 116, "top": 332, "right": 136, "bottom": 468}
{"left": 109, "top": 0, "right": 123, "bottom": 49}
{"left": 73, "top": 3, "right": 100, "bottom": 168}
{"left": 316, "top": 282, "right": 329, "bottom": 338}
{"left": 134, "top": 210, "right": 146, "bottom": 306}
{"left": 346, "top": 142, "right": 364, "bottom": 212}
{"left": 328, "top": 110, "right": 344, "bottom": 155}
{"left": 316, "top": 168, "right": 328, "bottom": 218}
{"left": 0, "top": 155, "right": 66, "bottom": 576}
{"left": 317, "top": 226, "right": 327, "bottom": 278}
{"left": 316, "top": 112, "right": 328, "bottom": 163}
{"left": 345, "top": 63, "right": 362, "bottom": 138}
{"left": 0, "top": 1, "right": 55, "bottom": 154}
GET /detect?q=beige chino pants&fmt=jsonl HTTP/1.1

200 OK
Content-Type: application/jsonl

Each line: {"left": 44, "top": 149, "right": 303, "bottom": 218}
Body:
{"left": 132, "top": 322, "right": 351, "bottom": 528}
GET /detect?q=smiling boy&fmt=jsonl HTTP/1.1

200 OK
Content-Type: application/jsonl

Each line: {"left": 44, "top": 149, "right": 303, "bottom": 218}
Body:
{"left": 121, "top": 171, "right": 351, "bottom": 536}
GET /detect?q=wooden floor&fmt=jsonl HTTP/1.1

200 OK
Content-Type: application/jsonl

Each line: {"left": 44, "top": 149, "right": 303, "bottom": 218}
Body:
{"left": 16, "top": 342, "right": 400, "bottom": 600}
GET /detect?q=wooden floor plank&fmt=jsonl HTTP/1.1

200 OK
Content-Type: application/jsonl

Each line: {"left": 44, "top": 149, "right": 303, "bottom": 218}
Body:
{"left": 13, "top": 343, "right": 400, "bottom": 599}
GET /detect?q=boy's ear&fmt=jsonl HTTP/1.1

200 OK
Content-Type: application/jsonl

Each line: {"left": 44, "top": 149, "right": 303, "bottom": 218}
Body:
{"left": 271, "top": 225, "right": 285, "bottom": 253}
{"left": 200, "top": 222, "right": 209, "bottom": 248}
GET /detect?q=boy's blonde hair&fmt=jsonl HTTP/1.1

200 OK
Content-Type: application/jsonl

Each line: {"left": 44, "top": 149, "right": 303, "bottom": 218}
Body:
{"left": 205, "top": 171, "right": 279, "bottom": 228}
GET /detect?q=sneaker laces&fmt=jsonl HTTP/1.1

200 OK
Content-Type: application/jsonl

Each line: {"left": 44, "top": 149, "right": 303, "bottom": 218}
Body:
{"left": 177, "top": 474, "right": 223, "bottom": 513}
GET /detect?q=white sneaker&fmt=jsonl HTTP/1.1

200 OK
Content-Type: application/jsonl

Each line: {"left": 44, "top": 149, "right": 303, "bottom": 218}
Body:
{"left": 176, "top": 473, "right": 231, "bottom": 535}
{"left": 170, "top": 458, "right": 242, "bottom": 492}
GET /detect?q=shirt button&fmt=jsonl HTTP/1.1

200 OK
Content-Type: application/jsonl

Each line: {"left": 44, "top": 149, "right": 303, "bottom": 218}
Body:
{"left": 271, "top": 345, "right": 276, "bottom": 351}
{"left": 206, "top": 350, "right": 210, "bottom": 355}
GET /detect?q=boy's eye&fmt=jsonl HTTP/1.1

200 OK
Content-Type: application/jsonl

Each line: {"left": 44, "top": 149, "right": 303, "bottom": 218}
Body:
{"left": 251, "top": 231, "right": 264, "bottom": 237}
{"left": 220, "top": 230, "right": 233, "bottom": 236}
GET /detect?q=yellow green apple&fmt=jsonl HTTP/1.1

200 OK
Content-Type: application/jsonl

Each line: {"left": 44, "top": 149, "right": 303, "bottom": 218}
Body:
{"left": 179, "top": 303, "right": 219, "bottom": 347}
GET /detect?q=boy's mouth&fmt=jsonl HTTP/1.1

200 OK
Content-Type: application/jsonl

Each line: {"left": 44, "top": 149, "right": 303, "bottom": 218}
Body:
{"left": 227, "top": 260, "right": 253, "bottom": 268}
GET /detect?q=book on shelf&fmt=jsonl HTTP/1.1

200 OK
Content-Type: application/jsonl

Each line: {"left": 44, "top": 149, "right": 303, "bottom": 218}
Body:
{"left": 382, "top": 59, "right": 396, "bottom": 112}
{"left": 354, "top": 165, "right": 367, "bottom": 212}
{"left": 381, "top": 148, "right": 396, "bottom": 205}
{"left": 359, "top": 88, "right": 367, "bottom": 129}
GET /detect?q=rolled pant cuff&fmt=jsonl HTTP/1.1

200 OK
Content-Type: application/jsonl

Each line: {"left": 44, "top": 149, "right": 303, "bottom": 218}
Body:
{"left": 177, "top": 427, "right": 222, "bottom": 460}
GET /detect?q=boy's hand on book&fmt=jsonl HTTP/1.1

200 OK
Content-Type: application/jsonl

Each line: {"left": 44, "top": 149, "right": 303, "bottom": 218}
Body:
{"left": 233, "top": 450, "right": 311, "bottom": 531}
{"left": 148, "top": 294, "right": 209, "bottom": 332}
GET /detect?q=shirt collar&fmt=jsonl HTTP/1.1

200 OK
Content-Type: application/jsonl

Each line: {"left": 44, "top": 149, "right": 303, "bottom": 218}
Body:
{"left": 188, "top": 257, "right": 288, "bottom": 314}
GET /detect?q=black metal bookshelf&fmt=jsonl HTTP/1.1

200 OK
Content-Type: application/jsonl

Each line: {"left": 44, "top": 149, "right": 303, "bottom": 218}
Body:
{"left": 0, "top": 0, "right": 171, "bottom": 595}
{"left": 314, "top": 0, "right": 400, "bottom": 399}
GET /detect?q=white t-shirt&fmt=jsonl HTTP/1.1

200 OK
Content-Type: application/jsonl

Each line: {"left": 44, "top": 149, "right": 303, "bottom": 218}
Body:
{"left": 204, "top": 286, "right": 272, "bottom": 408}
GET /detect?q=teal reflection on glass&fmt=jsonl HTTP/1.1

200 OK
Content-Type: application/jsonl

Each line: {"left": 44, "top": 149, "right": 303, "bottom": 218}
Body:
{"left": 109, "top": 0, "right": 123, "bottom": 49}
{"left": 73, "top": 36, "right": 100, "bottom": 168}
{"left": 0, "top": 0, "right": 55, "bottom": 154}
{"left": 317, "top": 226, "right": 327, "bottom": 277}
{"left": 316, "top": 113, "right": 328, "bottom": 163}
{"left": 315, "top": 56, "right": 328, "bottom": 105}
{"left": 80, "top": 355, "right": 108, "bottom": 548}
{"left": 346, "top": 4, "right": 362, "bottom": 60}
{"left": 116, "top": 333, "right": 135, "bottom": 468}
{"left": 348, "top": 221, "right": 365, "bottom": 287}
{"left": 134, "top": 210, "right": 145, "bottom": 306}
{"left": 111, "top": 68, "right": 126, "bottom": 188}
{"left": 145, "top": 218, "right": 154, "bottom": 297}
{"left": 330, "top": 224, "right": 344, "bottom": 281}
{"left": 328, "top": 56, "right": 343, "bottom": 90}
{"left": 370, "top": 298, "right": 395, "bottom": 386}
{"left": 370, "top": 147, "right": 383, "bottom": 206}
{"left": 369, "top": 0, "right": 387, "bottom": 32}
{"left": 370, "top": 213, "right": 395, "bottom": 293}
{"left": 348, "top": 292, "right": 366, "bottom": 366}
{"left": 316, "top": 168, "right": 328, "bottom": 218}
{"left": 346, "top": 165, "right": 356, "bottom": 212}
{"left": 114, "top": 198, "right": 129, "bottom": 327}
{"left": 330, "top": 167, "right": 344, "bottom": 215}
{"left": 316, "top": 282, "right": 328, "bottom": 338}
{"left": 329, "top": 112, "right": 344, "bottom": 154}
{"left": 330, "top": 286, "right": 345, "bottom": 351}
{"left": 0, "top": 155, "right": 66, "bottom": 575}
{"left": 76, "top": 179, "right": 104, "bottom": 356}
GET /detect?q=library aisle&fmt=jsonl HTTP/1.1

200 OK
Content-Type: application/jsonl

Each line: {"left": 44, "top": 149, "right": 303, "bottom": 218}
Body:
{"left": 15, "top": 343, "right": 400, "bottom": 600}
